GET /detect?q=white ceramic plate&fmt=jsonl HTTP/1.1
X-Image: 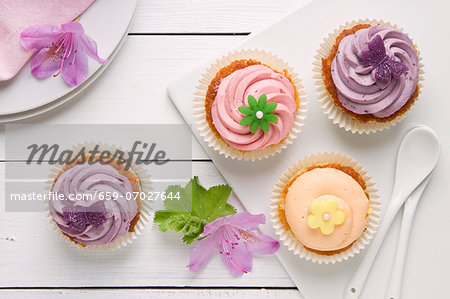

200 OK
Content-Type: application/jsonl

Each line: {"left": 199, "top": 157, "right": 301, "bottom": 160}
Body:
{"left": 0, "top": 0, "right": 137, "bottom": 120}
{"left": 168, "top": 0, "right": 450, "bottom": 298}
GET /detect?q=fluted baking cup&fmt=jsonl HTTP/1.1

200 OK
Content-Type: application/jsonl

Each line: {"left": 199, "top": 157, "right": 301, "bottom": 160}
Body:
{"left": 194, "top": 49, "right": 307, "bottom": 160}
{"left": 45, "top": 142, "right": 152, "bottom": 250}
{"left": 313, "top": 19, "right": 424, "bottom": 134}
{"left": 270, "top": 152, "right": 381, "bottom": 264}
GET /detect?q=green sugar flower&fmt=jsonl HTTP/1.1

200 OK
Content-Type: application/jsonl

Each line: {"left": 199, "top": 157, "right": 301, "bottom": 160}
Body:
{"left": 238, "top": 94, "right": 279, "bottom": 133}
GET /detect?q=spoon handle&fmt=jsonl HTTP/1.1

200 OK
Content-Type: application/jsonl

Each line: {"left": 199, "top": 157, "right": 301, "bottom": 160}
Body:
{"left": 343, "top": 195, "right": 404, "bottom": 299}
{"left": 385, "top": 177, "right": 430, "bottom": 299}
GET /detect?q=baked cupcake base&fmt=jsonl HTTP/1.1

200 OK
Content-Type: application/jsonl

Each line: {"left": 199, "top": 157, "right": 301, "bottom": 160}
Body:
{"left": 270, "top": 152, "right": 381, "bottom": 264}
{"left": 313, "top": 19, "right": 424, "bottom": 134}
{"left": 194, "top": 49, "right": 307, "bottom": 160}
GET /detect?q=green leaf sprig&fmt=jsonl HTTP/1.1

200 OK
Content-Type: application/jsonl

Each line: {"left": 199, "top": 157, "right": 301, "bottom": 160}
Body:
{"left": 238, "top": 94, "right": 278, "bottom": 133}
{"left": 154, "top": 177, "right": 236, "bottom": 244}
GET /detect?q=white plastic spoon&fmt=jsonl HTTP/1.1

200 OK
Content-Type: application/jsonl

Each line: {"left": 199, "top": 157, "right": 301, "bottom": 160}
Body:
{"left": 344, "top": 126, "right": 440, "bottom": 299}
{"left": 385, "top": 175, "right": 431, "bottom": 299}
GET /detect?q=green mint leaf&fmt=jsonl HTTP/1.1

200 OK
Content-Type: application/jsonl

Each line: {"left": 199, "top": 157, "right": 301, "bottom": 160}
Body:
{"left": 238, "top": 106, "right": 253, "bottom": 115}
{"left": 247, "top": 95, "right": 258, "bottom": 109}
{"left": 182, "top": 234, "right": 201, "bottom": 245}
{"left": 240, "top": 115, "right": 255, "bottom": 126}
{"left": 201, "top": 184, "right": 235, "bottom": 221}
{"left": 265, "top": 114, "right": 279, "bottom": 123}
{"left": 250, "top": 120, "right": 259, "bottom": 133}
{"left": 257, "top": 94, "right": 267, "bottom": 109}
{"left": 153, "top": 176, "right": 236, "bottom": 244}
{"left": 161, "top": 178, "right": 198, "bottom": 212}
{"left": 263, "top": 102, "right": 277, "bottom": 113}
{"left": 260, "top": 118, "right": 270, "bottom": 132}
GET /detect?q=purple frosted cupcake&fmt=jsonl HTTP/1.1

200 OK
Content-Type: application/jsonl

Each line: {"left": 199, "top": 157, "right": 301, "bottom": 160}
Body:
{"left": 316, "top": 20, "right": 423, "bottom": 133}
{"left": 49, "top": 155, "right": 142, "bottom": 248}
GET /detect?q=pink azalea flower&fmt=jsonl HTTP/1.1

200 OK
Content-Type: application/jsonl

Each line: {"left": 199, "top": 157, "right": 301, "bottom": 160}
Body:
{"left": 188, "top": 212, "right": 279, "bottom": 276}
{"left": 20, "top": 21, "right": 107, "bottom": 86}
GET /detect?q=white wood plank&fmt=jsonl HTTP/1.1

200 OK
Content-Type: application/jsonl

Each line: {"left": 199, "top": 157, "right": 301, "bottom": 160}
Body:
{"left": 0, "top": 289, "right": 301, "bottom": 299}
{"left": 19, "top": 36, "right": 242, "bottom": 125}
{"left": 0, "top": 161, "right": 294, "bottom": 288}
{"left": 131, "top": 0, "right": 309, "bottom": 33}
{"left": 3, "top": 35, "right": 245, "bottom": 160}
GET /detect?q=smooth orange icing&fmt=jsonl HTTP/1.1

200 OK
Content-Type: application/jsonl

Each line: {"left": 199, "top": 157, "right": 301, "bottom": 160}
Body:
{"left": 285, "top": 167, "right": 369, "bottom": 251}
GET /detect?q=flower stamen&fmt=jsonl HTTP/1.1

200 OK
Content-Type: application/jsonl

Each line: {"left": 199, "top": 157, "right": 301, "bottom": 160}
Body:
{"left": 54, "top": 33, "right": 74, "bottom": 77}
{"left": 221, "top": 228, "right": 247, "bottom": 274}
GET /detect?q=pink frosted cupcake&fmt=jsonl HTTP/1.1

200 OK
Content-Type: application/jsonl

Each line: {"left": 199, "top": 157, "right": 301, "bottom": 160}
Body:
{"left": 194, "top": 50, "right": 307, "bottom": 160}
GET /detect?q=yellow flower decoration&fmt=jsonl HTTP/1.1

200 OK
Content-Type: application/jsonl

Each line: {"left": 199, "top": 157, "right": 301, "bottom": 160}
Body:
{"left": 307, "top": 195, "right": 346, "bottom": 235}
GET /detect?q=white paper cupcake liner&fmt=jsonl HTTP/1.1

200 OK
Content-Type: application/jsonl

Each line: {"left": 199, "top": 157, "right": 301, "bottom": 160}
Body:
{"left": 313, "top": 19, "right": 425, "bottom": 134}
{"left": 269, "top": 152, "right": 381, "bottom": 264}
{"left": 45, "top": 141, "right": 152, "bottom": 250}
{"left": 194, "top": 49, "right": 308, "bottom": 160}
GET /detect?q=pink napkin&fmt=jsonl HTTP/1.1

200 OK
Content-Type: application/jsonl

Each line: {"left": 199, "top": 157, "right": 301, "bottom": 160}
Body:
{"left": 0, "top": 0, "right": 94, "bottom": 81}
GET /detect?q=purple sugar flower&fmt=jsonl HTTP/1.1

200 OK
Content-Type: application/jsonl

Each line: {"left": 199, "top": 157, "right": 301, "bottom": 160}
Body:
{"left": 188, "top": 212, "right": 279, "bottom": 276}
{"left": 20, "top": 21, "right": 107, "bottom": 86}
{"left": 361, "top": 35, "right": 408, "bottom": 83}
{"left": 62, "top": 200, "right": 108, "bottom": 232}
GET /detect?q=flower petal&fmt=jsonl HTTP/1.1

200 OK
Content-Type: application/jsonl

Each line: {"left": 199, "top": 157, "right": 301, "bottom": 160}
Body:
{"left": 61, "top": 21, "right": 85, "bottom": 35}
{"left": 30, "top": 48, "right": 62, "bottom": 78}
{"left": 238, "top": 106, "right": 253, "bottom": 115}
{"left": 250, "top": 120, "right": 259, "bottom": 134}
{"left": 247, "top": 95, "right": 258, "bottom": 109}
{"left": 265, "top": 113, "right": 278, "bottom": 123}
{"left": 259, "top": 119, "right": 270, "bottom": 132}
{"left": 219, "top": 227, "right": 252, "bottom": 276}
{"left": 307, "top": 214, "right": 321, "bottom": 229}
{"left": 320, "top": 221, "right": 335, "bottom": 235}
{"left": 246, "top": 233, "right": 280, "bottom": 254}
{"left": 202, "top": 213, "right": 266, "bottom": 237}
{"left": 257, "top": 94, "right": 267, "bottom": 109}
{"left": 325, "top": 197, "right": 339, "bottom": 211}
{"left": 227, "top": 212, "right": 266, "bottom": 230}
{"left": 20, "top": 24, "right": 62, "bottom": 50}
{"left": 310, "top": 199, "right": 326, "bottom": 215}
{"left": 79, "top": 34, "right": 108, "bottom": 65}
{"left": 201, "top": 216, "right": 229, "bottom": 237}
{"left": 240, "top": 115, "right": 255, "bottom": 126}
{"left": 333, "top": 210, "right": 346, "bottom": 225}
{"left": 188, "top": 232, "right": 219, "bottom": 272}
{"left": 263, "top": 102, "right": 277, "bottom": 113}
{"left": 61, "top": 51, "right": 88, "bottom": 87}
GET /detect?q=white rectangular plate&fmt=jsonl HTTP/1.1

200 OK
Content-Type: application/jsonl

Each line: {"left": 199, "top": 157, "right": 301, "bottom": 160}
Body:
{"left": 168, "top": 0, "right": 450, "bottom": 298}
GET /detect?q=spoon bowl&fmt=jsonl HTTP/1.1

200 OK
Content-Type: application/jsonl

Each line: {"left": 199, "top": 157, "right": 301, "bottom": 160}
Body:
{"left": 392, "top": 126, "right": 441, "bottom": 201}
{"left": 344, "top": 125, "right": 441, "bottom": 299}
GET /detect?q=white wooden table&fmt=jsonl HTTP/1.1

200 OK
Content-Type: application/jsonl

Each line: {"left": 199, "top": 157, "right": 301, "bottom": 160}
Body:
{"left": 0, "top": 0, "right": 310, "bottom": 298}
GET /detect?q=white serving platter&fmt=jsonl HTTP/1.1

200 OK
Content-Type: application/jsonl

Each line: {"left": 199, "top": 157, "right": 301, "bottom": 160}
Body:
{"left": 0, "top": 0, "right": 137, "bottom": 121}
{"left": 168, "top": 0, "right": 450, "bottom": 298}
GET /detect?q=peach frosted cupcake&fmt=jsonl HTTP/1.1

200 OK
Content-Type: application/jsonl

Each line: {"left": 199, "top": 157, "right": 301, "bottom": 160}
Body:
{"left": 270, "top": 152, "right": 381, "bottom": 263}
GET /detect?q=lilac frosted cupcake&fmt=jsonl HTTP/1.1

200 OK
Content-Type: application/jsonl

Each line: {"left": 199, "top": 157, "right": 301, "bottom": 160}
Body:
{"left": 49, "top": 155, "right": 142, "bottom": 248}
{"left": 315, "top": 20, "right": 423, "bottom": 133}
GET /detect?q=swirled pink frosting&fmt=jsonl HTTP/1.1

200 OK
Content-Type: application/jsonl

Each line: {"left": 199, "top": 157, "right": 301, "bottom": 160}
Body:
{"left": 331, "top": 25, "right": 419, "bottom": 118}
{"left": 211, "top": 65, "right": 297, "bottom": 151}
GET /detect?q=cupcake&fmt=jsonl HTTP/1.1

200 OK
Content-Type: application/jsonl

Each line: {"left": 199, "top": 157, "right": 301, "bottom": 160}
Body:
{"left": 194, "top": 49, "right": 307, "bottom": 160}
{"left": 270, "top": 153, "right": 380, "bottom": 263}
{"left": 49, "top": 153, "right": 143, "bottom": 249}
{"left": 315, "top": 20, "right": 423, "bottom": 133}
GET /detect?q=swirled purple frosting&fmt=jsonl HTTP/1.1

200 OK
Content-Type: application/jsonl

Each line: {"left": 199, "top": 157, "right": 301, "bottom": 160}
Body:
{"left": 49, "top": 164, "right": 138, "bottom": 246}
{"left": 330, "top": 25, "right": 419, "bottom": 118}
